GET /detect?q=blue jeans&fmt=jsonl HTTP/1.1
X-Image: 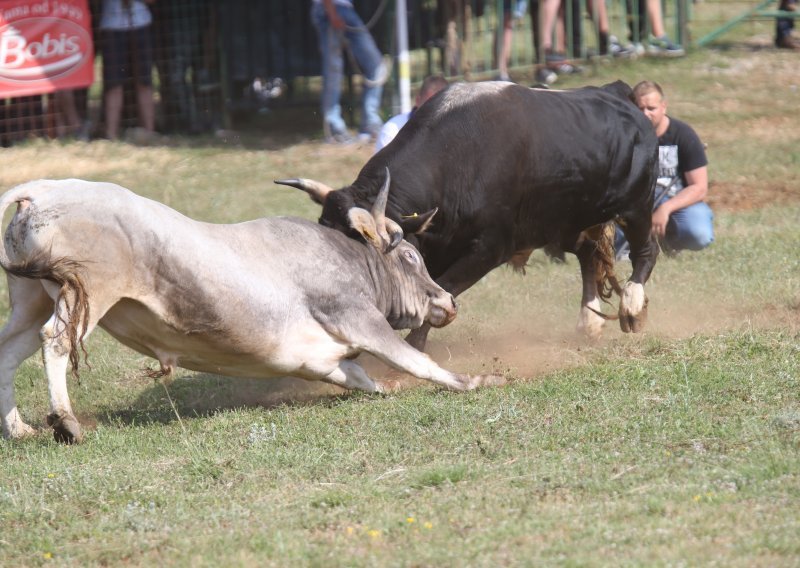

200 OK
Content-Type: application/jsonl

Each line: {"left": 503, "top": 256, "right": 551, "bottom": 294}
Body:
{"left": 616, "top": 195, "right": 714, "bottom": 255}
{"left": 311, "top": 3, "right": 384, "bottom": 136}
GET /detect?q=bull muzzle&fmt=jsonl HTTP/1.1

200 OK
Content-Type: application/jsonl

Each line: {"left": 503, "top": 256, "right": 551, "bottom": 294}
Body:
{"left": 427, "top": 293, "right": 458, "bottom": 328}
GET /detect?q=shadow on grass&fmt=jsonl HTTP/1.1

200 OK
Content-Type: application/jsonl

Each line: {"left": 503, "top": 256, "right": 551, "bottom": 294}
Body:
{"left": 93, "top": 372, "right": 353, "bottom": 429}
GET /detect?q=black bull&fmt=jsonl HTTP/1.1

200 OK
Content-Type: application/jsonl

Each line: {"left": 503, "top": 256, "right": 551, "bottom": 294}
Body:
{"left": 277, "top": 80, "right": 660, "bottom": 349}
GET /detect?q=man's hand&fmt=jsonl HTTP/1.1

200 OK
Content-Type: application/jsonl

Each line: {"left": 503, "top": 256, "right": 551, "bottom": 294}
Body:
{"left": 651, "top": 205, "right": 670, "bottom": 238}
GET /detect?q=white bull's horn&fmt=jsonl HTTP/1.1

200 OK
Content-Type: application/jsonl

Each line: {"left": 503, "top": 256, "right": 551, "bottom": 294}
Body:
{"left": 274, "top": 178, "right": 334, "bottom": 204}
{"left": 371, "top": 167, "right": 391, "bottom": 220}
{"left": 371, "top": 168, "right": 391, "bottom": 246}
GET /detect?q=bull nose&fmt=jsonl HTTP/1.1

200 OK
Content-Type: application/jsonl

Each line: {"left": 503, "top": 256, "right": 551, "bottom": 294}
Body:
{"left": 450, "top": 295, "right": 457, "bottom": 312}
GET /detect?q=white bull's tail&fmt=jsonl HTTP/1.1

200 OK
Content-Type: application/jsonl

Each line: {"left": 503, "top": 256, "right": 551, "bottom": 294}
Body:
{"left": 0, "top": 185, "right": 35, "bottom": 270}
{"left": 0, "top": 186, "right": 91, "bottom": 377}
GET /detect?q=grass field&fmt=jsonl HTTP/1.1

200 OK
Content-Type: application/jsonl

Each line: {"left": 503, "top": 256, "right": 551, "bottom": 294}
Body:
{"left": 1, "top": 34, "right": 799, "bottom": 567}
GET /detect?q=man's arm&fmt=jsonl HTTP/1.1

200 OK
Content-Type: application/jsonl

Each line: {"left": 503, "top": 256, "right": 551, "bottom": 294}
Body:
{"left": 651, "top": 165, "right": 708, "bottom": 237}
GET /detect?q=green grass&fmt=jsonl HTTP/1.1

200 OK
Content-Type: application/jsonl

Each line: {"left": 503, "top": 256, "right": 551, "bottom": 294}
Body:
{"left": 1, "top": 43, "right": 799, "bottom": 566}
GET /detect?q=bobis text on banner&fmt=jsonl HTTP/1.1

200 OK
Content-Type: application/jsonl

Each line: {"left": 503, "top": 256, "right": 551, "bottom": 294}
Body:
{"left": 0, "top": 0, "right": 94, "bottom": 97}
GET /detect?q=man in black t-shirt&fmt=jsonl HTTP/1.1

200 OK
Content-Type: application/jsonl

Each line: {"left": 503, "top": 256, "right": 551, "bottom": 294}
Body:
{"left": 618, "top": 81, "right": 714, "bottom": 258}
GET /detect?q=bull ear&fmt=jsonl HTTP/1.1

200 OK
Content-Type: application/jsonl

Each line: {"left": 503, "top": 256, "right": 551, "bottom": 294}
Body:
{"left": 399, "top": 207, "right": 438, "bottom": 234}
{"left": 273, "top": 178, "right": 334, "bottom": 205}
{"left": 348, "top": 208, "right": 384, "bottom": 250}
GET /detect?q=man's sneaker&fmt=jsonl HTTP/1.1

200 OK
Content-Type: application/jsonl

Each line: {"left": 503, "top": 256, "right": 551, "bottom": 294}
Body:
{"left": 776, "top": 35, "right": 800, "bottom": 49}
{"left": 609, "top": 35, "right": 635, "bottom": 58}
{"left": 325, "top": 131, "right": 356, "bottom": 145}
{"left": 647, "top": 35, "right": 685, "bottom": 57}
{"left": 534, "top": 67, "right": 557, "bottom": 86}
{"left": 552, "top": 62, "right": 583, "bottom": 75}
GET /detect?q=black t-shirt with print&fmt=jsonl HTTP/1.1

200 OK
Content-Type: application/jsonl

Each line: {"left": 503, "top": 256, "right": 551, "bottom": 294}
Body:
{"left": 656, "top": 117, "right": 708, "bottom": 198}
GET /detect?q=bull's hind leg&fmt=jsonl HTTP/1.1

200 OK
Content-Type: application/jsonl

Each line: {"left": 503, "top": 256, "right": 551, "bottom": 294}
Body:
{"left": 574, "top": 234, "right": 606, "bottom": 340}
{"left": 0, "top": 278, "right": 53, "bottom": 439}
{"left": 38, "top": 281, "right": 106, "bottom": 444}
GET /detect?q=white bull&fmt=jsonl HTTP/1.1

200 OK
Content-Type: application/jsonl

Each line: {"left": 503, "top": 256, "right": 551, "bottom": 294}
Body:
{"left": 0, "top": 174, "right": 503, "bottom": 444}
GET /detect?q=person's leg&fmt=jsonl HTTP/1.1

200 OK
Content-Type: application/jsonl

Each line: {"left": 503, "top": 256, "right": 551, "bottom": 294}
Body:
{"left": 647, "top": 0, "right": 665, "bottom": 38}
{"left": 136, "top": 84, "right": 155, "bottom": 132}
{"left": 663, "top": 202, "right": 714, "bottom": 252}
{"left": 134, "top": 26, "right": 156, "bottom": 132}
{"left": 539, "top": 0, "right": 563, "bottom": 53}
{"left": 340, "top": 6, "right": 384, "bottom": 136}
{"left": 54, "top": 90, "right": 80, "bottom": 137}
{"left": 498, "top": 13, "right": 513, "bottom": 80}
{"left": 312, "top": 3, "right": 347, "bottom": 138}
{"left": 102, "top": 30, "right": 127, "bottom": 140}
{"left": 104, "top": 85, "right": 124, "bottom": 140}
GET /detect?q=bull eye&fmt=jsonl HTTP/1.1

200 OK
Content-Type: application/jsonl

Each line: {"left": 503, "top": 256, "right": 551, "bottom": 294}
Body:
{"left": 403, "top": 249, "right": 419, "bottom": 265}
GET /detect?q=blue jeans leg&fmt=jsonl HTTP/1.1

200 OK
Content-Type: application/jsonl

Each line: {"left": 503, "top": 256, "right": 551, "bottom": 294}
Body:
{"left": 663, "top": 200, "right": 715, "bottom": 252}
{"left": 340, "top": 8, "right": 384, "bottom": 133}
{"left": 312, "top": 4, "right": 347, "bottom": 135}
{"left": 313, "top": 4, "right": 384, "bottom": 136}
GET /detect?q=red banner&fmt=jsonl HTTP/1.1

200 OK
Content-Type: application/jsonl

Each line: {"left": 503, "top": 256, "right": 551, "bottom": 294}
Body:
{"left": 0, "top": 0, "right": 94, "bottom": 97}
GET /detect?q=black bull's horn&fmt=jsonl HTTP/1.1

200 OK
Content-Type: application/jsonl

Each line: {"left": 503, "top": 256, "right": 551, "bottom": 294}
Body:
{"left": 273, "top": 177, "right": 334, "bottom": 205}
{"left": 274, "top": 168, "right": 403, "bottom": 252}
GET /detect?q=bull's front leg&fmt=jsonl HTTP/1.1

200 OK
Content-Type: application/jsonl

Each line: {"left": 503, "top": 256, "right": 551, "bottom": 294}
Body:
{"left": 619, "top": 216, "right": 659, "bottom": 333}
{"left": 366, "top": 319, "right": 505, "bottom": 391}
{"left": 407, "top": 237, "right": 508, "bottom": 351}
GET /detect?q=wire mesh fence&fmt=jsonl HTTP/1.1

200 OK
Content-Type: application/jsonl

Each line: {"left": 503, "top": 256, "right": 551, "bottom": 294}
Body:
{"left": 0, "top": 0, "right": 773, "bottom": 145}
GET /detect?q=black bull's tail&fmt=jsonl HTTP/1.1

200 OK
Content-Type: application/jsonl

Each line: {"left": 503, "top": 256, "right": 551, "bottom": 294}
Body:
{"left": 2, "top": 251, "right": 91, "bottom": 377}
{"left": 591, "top": 222, "right": 623, "bottom": 319}
{"left": 596, "top": 222, "right": 623, "bottom": 300}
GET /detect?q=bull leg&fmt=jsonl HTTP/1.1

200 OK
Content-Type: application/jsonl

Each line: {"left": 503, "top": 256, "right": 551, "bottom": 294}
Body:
{"left": 0, "top": 278, "right": 53, "bottom": 439}
{"left": 319, "top": 360, "right": 381, "bottom": 393}
{"left": 39, "top": 284, "right": 108, "bottom": 444}
{"left": 357, "top": 313, "right": 504, "bottom": 391}
{"left": 574, "top": 237, "right": 606, "bottom": 340}
{"left": 406, "top": 239, "right": 508, "bottom": 351}
{"left": 40, "top": 305, "right": 83, "bottom": 444}
{"left": 405, "top": 322, "right": 432, "bottom": 351}
{"left": 619, "top": 215, "right": 659, "bottom": 333}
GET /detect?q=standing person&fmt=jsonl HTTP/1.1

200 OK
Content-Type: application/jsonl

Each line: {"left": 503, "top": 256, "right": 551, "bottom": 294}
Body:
{"left": 776, "top": 0, "right": 798, "bottom": 49}
{"left": 617, "top": 80, "right": 713, "bottom": 259}
{"left": 311, "top": 0, "right": 387, "bottom": 144}
{"left": 495, "top": 0, "right": 528, "bottom": 81}
{"left": 374, "top": 75, "right": 448, "bottom": 152}
{"left": 100, "top": 0, "right": 156, "bottom": 140}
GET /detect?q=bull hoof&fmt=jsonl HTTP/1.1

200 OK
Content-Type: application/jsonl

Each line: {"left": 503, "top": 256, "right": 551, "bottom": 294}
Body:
{"left": 619, "top": 282, "right": 648, "bottom": 333}
{"left": 3, "top": 421, "right": 37, "bottom": 440}
{"left": 468, "top": 374, "right": 507, "bottom": 389}
{"left": 47, "top": 411, "right": 83, "bottom": 445}
{"left": 577, "top": 305, "right": 606, "bottom": 341}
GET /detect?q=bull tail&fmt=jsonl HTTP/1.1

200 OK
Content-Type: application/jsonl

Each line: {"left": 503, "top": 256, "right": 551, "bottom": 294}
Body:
{"left": 594, "top": 222, "right": 623, "bottom": 302}
{"left": 0, "top": 186, "right": 34, "bottom": 270}
{"left": 4, "top": 252, "right": 91, "bottom": 379}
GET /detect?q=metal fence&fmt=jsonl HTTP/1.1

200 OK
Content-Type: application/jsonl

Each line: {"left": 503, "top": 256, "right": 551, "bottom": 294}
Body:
{"left": 0, "top": 0, "right": 749, "bottom": 145}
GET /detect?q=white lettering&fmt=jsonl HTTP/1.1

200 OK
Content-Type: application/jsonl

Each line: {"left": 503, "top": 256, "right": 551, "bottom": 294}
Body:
{"left": 0, "top": 32, "right": 82, "bottom": 69}
{"left": 2, "top": 7, "right": 30, "bottom": 20}
{"left": 0, "top": 33, "right": 26, "bottom": 68}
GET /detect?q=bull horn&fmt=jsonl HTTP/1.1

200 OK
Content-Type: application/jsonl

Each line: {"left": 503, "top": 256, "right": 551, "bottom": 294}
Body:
{"left": 274, "top": 178, "right": 334, "bottom": 205}
{"left": 371, "top": 167, "right": 391, "bottom": 220}
{"left": 372, "top": 168, "right": 403, "bottom": 253}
